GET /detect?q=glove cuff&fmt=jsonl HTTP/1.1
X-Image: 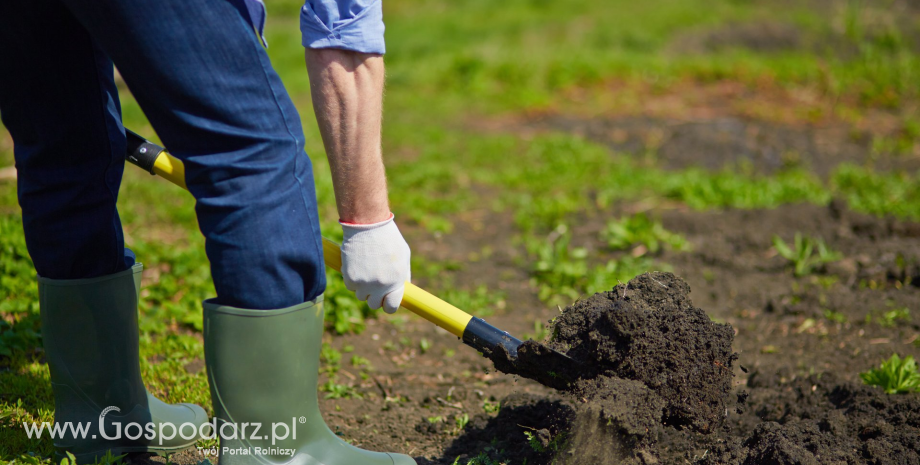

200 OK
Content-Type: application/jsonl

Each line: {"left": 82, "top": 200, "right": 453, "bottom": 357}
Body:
{"left": 340, "top": 212, "right": 395, "bottom": 231}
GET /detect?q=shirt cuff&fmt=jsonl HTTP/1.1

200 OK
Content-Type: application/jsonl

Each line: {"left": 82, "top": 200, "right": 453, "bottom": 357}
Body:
{"left": 300, "top": 0, "right": 386, "bottom": 54}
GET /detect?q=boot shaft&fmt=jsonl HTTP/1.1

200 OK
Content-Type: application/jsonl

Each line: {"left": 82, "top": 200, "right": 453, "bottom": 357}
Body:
{"left": 204, "top": 299, "right": 326, "bottom": 433}
{"left": 39, "top": 264, "right": 148, "bottom": 415}
{"left": 203, "top": 298, "right": 416, "bottom": 465}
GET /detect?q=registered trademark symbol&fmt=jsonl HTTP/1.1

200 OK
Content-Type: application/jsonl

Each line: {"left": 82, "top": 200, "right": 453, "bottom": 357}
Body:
{"left": 299, "top": 416, "right": 307, "bottom": 424}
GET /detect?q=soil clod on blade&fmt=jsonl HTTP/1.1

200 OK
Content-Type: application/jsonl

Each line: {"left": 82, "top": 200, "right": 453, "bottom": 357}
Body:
{"left": 489, "top": 271, "right": 737, "bottom": 433}
{"left": 479, "top": 271, "right": 738, "bottom": 464}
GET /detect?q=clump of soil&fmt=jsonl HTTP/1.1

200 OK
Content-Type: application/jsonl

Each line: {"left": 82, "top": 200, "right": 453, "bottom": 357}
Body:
{"left": 493, "top": 272, "right": 737, "bottom": 434}
{"left": 485, "top": 272, "right": 738, "bottom": 463}
{"left": 550, "top": 272, "right": 737, "bottom": 433}
{"left": 570, "top": 376, "right": 664, "bottom": 445}
{"left": 562, "top": 376, "right": 665, "bottom": 464}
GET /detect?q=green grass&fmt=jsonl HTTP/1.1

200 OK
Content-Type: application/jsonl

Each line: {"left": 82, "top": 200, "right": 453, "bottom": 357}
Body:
{"left": 440, "top": 285, "right": 506, "bottom": 317}
{"left": 2, "top": 0, "right": 920, "bottom": 461}
{"left": 822, "top": 309, "right": 848, "bottom": 324}
{"left": 320, "top": 380, "right": 363, "bottom": 400}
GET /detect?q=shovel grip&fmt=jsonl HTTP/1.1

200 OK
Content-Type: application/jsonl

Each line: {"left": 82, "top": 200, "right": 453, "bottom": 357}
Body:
{"left": 124, "top": 130, "right": 186, "bottom": 189}
{"left": 125, "top": 129, "right": 163, "bottom": 174}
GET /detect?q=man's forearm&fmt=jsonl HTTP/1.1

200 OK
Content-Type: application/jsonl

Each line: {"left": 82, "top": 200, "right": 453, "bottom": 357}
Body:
{"left": 305, "top": 48, "right": 389, "bottom": 224}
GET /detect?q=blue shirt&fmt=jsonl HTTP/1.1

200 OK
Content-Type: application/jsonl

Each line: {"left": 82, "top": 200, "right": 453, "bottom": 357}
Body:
{"left": 241, "top": 0, "right": 385, "bottom": 54}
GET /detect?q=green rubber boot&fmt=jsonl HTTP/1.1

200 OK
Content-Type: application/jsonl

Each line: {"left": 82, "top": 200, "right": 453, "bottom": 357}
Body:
{"left": 204, "top": 298, "right": 416, "bottom": 465}
{"left": 39, "top": 264, "right": 209, "bottom": 462}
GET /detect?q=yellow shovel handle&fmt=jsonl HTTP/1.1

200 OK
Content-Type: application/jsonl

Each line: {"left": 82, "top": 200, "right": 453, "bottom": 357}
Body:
{"left": 128, "top": 134, "right": 473, "bottom": 337}
{"left": 320, "top": 238, "right": 472, "bottom": 337}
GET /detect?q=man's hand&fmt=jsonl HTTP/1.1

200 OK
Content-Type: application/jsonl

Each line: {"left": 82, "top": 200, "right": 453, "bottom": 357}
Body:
{"left": 340, "top": 214, "right": 410, "bottom": 313}
{"left": 305, "top": 48, "right": 411, "bottom": 312}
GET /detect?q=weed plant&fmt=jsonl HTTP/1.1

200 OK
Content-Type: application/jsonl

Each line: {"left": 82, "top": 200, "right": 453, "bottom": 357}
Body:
{"left": 601, "top": 213, "right": 689, "bottom": 255}
{"left": 527, "top": 225, "right": 660, "bottom": 306}
{"left": 860, "top": 354, "right": 920, "bottom": 394}
{"left": 866, "top": 307, "right": 911, "bottom": 327}
{"left": 524, "top": 429, "right": 568, "bottom": 454}
{"left": 773, "top": 233, "right": 842, "bottom": 277}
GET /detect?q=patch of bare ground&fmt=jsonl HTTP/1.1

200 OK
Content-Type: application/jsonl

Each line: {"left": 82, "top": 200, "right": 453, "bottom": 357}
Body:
{"left": 543, "top": 114, "right": 916, "bottom": 177}
{"left": 669, "top": 21, "right": 804, "bottom": 55}
{"left": 474, "top": 76, "right": 919, "bottom": 177}
{"left": 670, "top": 3, "right": 920, "bottom": 59}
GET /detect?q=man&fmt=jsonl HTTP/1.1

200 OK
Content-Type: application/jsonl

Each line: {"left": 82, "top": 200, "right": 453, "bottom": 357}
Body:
{"left": 0, "top": 0, "right": 413, "bottom": 463}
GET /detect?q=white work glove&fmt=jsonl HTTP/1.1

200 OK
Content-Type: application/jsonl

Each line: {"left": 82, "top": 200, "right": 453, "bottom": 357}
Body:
{"left": 339, "top": 213, "right": 411, "bottom": 314}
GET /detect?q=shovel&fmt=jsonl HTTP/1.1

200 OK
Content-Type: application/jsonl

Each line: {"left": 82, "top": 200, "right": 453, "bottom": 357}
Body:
{"left": 124, "top": 129, "right": 582, "bottom": 385}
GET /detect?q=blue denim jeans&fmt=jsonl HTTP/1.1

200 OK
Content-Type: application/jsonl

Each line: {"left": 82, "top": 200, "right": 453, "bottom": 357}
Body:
{"left": 0, "top": 0, "right": 326, "bottom": 309}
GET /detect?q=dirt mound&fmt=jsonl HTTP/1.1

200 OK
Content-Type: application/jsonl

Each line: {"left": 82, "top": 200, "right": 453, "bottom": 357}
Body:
{"left": 493, "top": 272, "right": 736, "bottom": 434}
{"left": 549, "top": 272, "right": 736, "bottom": 433}
{"left": 481, "top": 272, "right": 737, "bottom": 463}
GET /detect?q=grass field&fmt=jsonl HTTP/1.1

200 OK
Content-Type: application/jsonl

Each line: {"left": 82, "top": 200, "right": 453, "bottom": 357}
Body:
{"left": 1, "top": 0, "right": 919, "bottom": 463}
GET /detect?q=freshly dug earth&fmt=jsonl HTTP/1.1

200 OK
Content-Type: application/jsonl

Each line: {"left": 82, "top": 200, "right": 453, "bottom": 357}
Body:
{"left": 491, "top": 272, "right": 736, "bottom": 428}
{"left": 549, "top": 272, "right": 736, "bottom": 434}
{"left": 479, "top": 269, "right": 920, "bottom": 464}
{"left": 488, "top": 272, "right": 738, "bottom": 463}
{"left": 711, "top": 370, "right": 920, "bottom": 464}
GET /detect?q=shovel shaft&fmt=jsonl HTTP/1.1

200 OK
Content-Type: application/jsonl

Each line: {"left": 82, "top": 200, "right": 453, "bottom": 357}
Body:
{"left": 320, "top": 238, "right": 472, "bottom": 337}
{"left": 124, "top": 130, "right": 522, "bottom": 354}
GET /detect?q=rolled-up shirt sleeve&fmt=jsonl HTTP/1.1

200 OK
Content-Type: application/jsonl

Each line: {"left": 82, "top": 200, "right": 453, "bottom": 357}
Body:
{"left": 301, "top": 0, "right": 385, "bottom": 54}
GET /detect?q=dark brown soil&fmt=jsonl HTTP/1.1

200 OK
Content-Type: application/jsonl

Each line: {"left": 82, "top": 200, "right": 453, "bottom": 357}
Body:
{"left": 494, "top": 272, "right": 736, "bottom": 429}
{"left": 549, "top": 273, "right": 736, "bottom": 435}
{"left": 701, "top": 371, "right": 920, "bottom": 464}
{"left": 435, "top": 269, "right": 920, "bottom": 465}
{"left": 530, "top": 115, "right": 920, "bottom": 177}
{"left": 482, "top": 272, "right": 736, "bottom": 462}
{"left": 442, "top": 393, "right": 575, "bottom": 465}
